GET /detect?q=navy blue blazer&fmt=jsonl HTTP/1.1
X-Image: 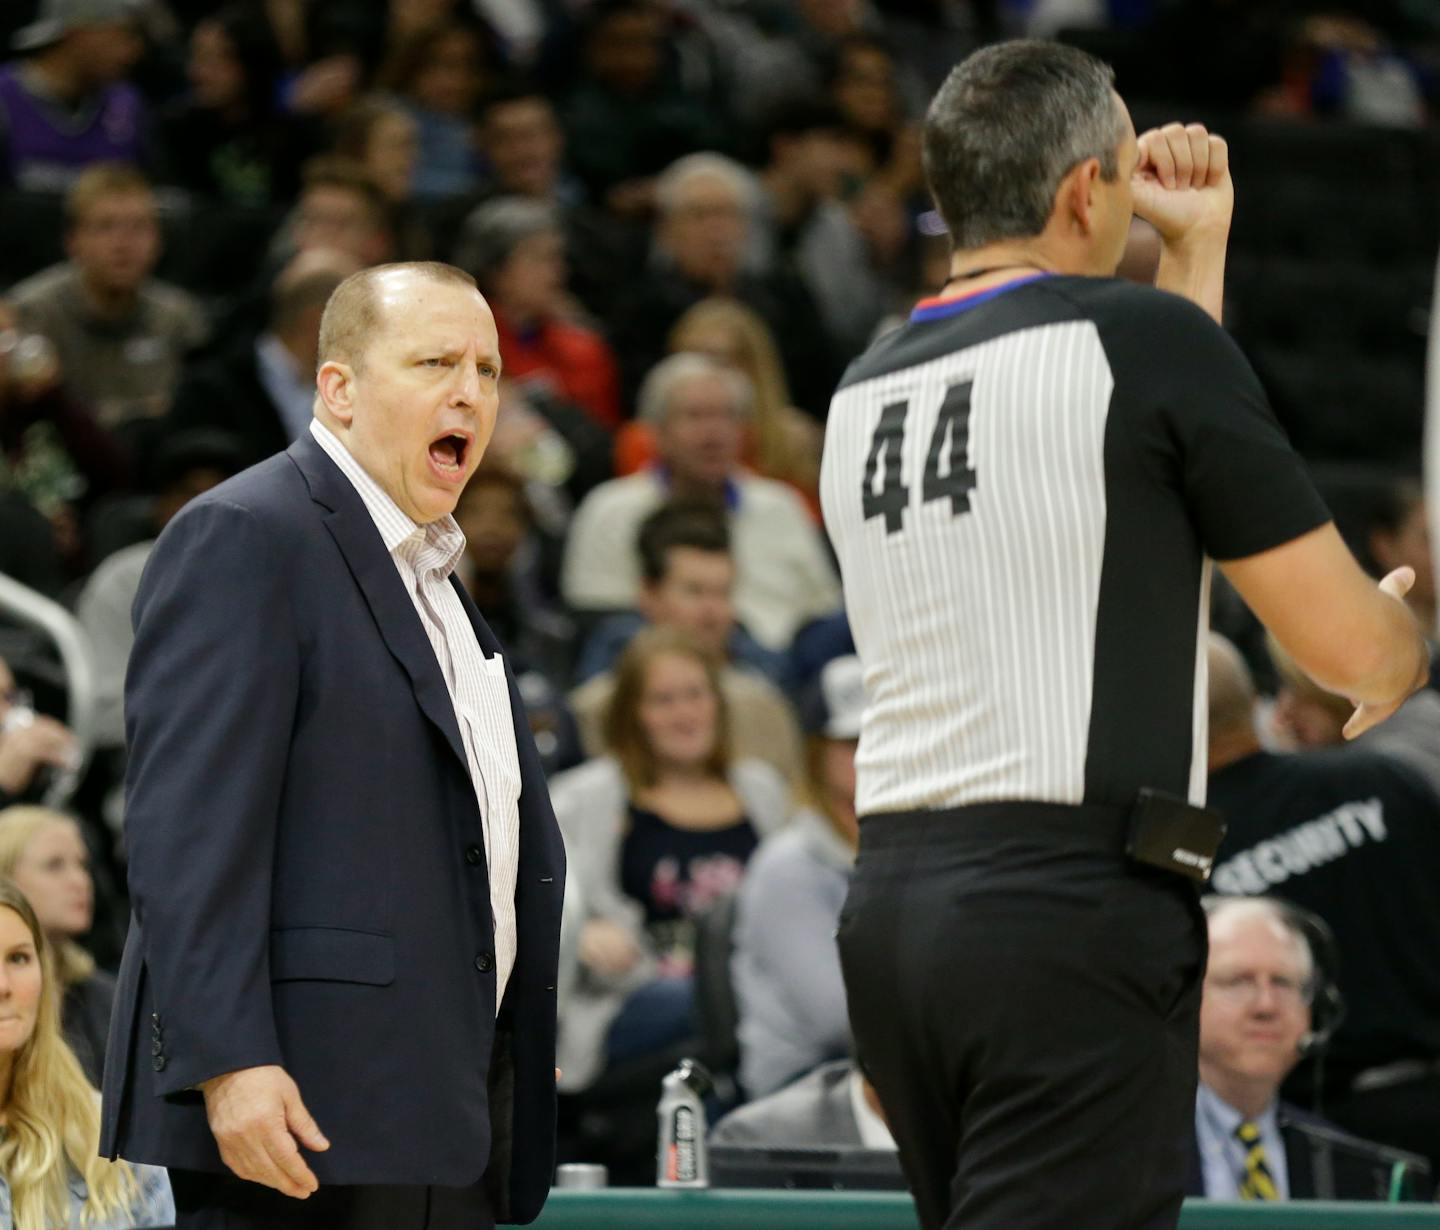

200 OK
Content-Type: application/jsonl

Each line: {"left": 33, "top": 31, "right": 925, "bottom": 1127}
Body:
{"left": 100, "top": 432, "right": 566, "bottom": 1223}
{"left": 1185, "top": 1101, "right": 1432, "bottom": 1202}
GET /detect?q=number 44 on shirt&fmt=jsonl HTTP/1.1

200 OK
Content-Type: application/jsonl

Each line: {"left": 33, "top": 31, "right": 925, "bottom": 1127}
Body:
{"left": 862, "top": 380, "right": 977, "bottom": 534}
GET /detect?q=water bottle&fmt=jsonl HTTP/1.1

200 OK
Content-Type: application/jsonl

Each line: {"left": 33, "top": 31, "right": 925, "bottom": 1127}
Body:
{"left": 656, "top": 1057, "right": 713, "bottom": 1189}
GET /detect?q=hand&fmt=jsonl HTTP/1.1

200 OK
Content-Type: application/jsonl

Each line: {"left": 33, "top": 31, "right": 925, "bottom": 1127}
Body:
{"left": 200, "top": 1065, "right": 330, "bottom": 1199}
{"left": 579, "top": 918, "right": 641, "bottom": 976}
{"left": 850, "top": 184, "right": 909, "bottom": 265}
{"left": 0, "top": 715, "right": 76, "bottom": 795}
{"left": 605, "top": 178, "right": 657, "bottom": 219}
{"left": 1344, "top": 566, "right": 1429, "bottom": 739}
{"left": 1131, "top": 123, "right": 1234, "bottom": 246}
{"left": 286, "top": 55, "right": 361, "bottom": 117}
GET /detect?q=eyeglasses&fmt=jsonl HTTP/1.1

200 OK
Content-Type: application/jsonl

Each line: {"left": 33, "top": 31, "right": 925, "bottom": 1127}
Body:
{"left": 1206, "top": 971, "right": 1314, "bottom": 1006}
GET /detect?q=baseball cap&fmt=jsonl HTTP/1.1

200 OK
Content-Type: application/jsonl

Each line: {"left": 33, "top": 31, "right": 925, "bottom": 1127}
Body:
{"left": 807, "top": 655, "right": 865, "bottom": 741}
{"left": 12, "top": 0, "right": 139, "bottom": 52}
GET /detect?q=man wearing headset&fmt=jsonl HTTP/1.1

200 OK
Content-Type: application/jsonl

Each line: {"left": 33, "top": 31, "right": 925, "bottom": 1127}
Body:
{"left": 1191, "top": 897, "right": 1428, "bottom": 1201}
{"left": 1206, "top": 634, "right": 1440, "bottom": 1170}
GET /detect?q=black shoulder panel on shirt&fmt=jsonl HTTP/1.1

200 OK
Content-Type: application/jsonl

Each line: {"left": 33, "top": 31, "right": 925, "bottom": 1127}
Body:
{"left": 835, "top": 275, "right": 1214, "bottom": 395}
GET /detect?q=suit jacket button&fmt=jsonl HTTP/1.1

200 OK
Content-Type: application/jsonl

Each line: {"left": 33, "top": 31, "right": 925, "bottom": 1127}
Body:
{"left": 465, "top": 844, "right": 483, "bottom": 866}
{"left": 152, "top": 1055, "right": 167, "bottom": 1072}
{"left": 475, "top": 953, "right": 493, "bottom": 973}
{"left": 151, "top": 1040, "right": 164, "bottom": 1056}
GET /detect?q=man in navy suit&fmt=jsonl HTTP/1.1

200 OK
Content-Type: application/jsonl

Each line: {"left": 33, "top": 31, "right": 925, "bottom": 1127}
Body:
{"left": 1187, "top": 897, "right": 1428, "bottom": 1202}
{"left": 101, "top": 261, "right": 566, "bottom": 1228}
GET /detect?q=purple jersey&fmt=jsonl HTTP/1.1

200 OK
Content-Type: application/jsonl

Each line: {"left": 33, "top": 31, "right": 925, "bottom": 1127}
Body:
{"left": 0, "top": 63, "right": 144, "bottom": 190}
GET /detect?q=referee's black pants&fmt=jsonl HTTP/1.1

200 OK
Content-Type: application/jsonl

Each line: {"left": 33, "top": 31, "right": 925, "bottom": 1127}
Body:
{"left": 838, "top": 803, "right": 1206, "bottom": 1230}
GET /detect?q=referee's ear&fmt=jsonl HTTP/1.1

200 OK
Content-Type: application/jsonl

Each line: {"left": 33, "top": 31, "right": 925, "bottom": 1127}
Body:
{"left": 1060, "top": 156, "right": 1104, "bottom": 239}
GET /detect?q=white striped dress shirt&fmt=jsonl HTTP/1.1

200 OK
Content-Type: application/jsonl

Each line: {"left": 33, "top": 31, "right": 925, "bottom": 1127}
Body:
{"left": 311, "top": 419, "right": 520, "bottom": 1011}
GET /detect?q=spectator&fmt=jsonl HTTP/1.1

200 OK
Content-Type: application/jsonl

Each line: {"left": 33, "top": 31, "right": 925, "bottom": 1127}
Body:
{"left": 475, "top": 82, "right": 631, "bottom": 319}
{"left": 456, "top": 195, "right": 622, "bottom": 430}
{"left": 732, "top": 654, "right": 861, "bottom": 1097}
{"left": 0, "top": 879, "right": 172, "bottom": 1226}
{"left": 0, "top": 805, "right": 112, "bottom": 1084}
{"left": 158, "top": 3, "right": 313, "bottom": 208}
{"left": 556, "top": 0, "right": 725, "bottom": 210}
{"left": 571, "top": 500, "right": 804, "bottom": 785}
{"left": 167, "top": 247, "right": 357, "bottom": 466}
{"left": 710, "top": 1058, "right": 896, "bottom": 1150}
{"left": 1190, "top": 896, "right": 1428, "bottom": 1200}
{"left": 0, "top": 300, "right": 129, "bottom": 575}
{"left": 10, "top": 164, "right": 207, "bottom": 439}
{"left": 0, "top": 490, "right": 66, "bottom": 597}
{"left": 613, "top": 297, "right": 824, "bottom": 515}
{"left": 75, "top": 429, "right": 245, "bottom": 748}
{"left": 706, "top": 0, "right": 922, "bottom": 128}
{"left": 1268, "top": 633, "right": 1440, "bottom": 801}
{"left": 1288, "top": 15, "right": 1427, "bottom": 126}
{"left": 751, "top": 97, "right": 890, "bottom": 357}
{"left": 334, "top": 95, "right": 418, "bottom": 207}
{"left": 1206, "top": 635, "right": 1440, "bottom": 1170}
{"left": 826, "top": 34, "right": 910, "bottom": 174}
{"left": 1367, "top": 480, "right": 1434, "bottom": 637}
{"left": 454, "top": 465, "right": 581, "bottom": 775}
{"left": 0, "top": 657, "right": 76, "bottom": 810}
{"left": 0, "top": 0, "right": 146, "bottom": 191}
{"left": 562, "top": 353, "right": 841, "bottom": 651}
{"left": 478, "top": 81, "right": 579, "bottom": 203}
{"left": 828, "top": 35, "right": 923, "bottom": 257}
{"left": 332, "top": 95, "right": 429, "bottom": 257}
{"left": 288, "top": 154, "right": 394, "bottom": 268}
{"left": 549, "top": 627, "right": 791, "bottom": 1092}
{"left": 669, "top": 303, "right": 819, "bottom": 494}
{"left": 378, "top": 20, "right": 491, "bottom": 200}
{"left": 608, "top": 153, "right": 843, "bottom": 415}
{"left": 208, "top": 154, "right": 389, "bottom": 349}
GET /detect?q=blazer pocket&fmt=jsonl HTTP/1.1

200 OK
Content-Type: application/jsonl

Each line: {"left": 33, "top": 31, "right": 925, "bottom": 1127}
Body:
{"left": 270, "top": 927, "right": 396, "bottom": 986}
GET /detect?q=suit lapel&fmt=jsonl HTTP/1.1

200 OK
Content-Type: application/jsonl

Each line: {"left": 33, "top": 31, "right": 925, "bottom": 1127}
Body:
{"left": 1279, "top": 1117, "right": 1317, "bottom": 1199}
{"left": 289, "top": 434, "right": 470, "bottom": 774}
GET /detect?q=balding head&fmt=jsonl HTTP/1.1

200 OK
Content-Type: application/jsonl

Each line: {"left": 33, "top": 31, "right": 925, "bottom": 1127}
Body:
{"left": 1202, "top": 895, "right": 1314, "bottom": 986}
{"left": 317, "top": 261, "right": 479, "bottom": 374}
{"left": 1207, "top": 634, "right": 1262, "bottom": 772}
{"left": 270, "top": 248, "right": 361, "bottom": 350}
{"left": 313, "top": 263, "right": 501, "bottom": 526}
{"left": 1208, "top": 634, "right": 1256, "bottom": 740}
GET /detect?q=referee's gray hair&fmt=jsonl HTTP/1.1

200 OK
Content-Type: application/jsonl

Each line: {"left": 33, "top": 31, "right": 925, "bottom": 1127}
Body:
{"left": 1200, "top": 896, "right": 1315, "bottom": 983}
{"left": 637, "top": 353, "right": 754, "bottom": 425}
{"left": 654, "top": 152, "right": 755, "bottom": 218}
{"left": 923, "top": 39, "right": 1125, "bottom": 251}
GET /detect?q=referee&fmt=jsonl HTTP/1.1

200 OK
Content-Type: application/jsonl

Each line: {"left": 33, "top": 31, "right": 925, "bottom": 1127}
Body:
{"left": 819, "top": 41, "right": 1428, "bottom": 1230}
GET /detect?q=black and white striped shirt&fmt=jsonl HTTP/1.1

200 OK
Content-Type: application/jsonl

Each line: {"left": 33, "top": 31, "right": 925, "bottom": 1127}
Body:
{"left": 820, "top": 275, "right": 1328, "bottom": 817}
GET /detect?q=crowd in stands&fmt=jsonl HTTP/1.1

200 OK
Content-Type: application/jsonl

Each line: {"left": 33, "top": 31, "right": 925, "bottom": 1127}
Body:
{"left": 0, "top": 0, "right": 1436, "bottom": 1215}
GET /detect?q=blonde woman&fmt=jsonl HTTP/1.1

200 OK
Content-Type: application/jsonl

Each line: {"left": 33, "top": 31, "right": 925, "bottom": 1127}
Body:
{"left": 0, "top": 809, "right": 113, "bottom": 1085}
{"left": 0, "top": 878, "right": 172, "bottom": 1228}
{"left": 615, "top": 298, "right": 823, "bottom": 516}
